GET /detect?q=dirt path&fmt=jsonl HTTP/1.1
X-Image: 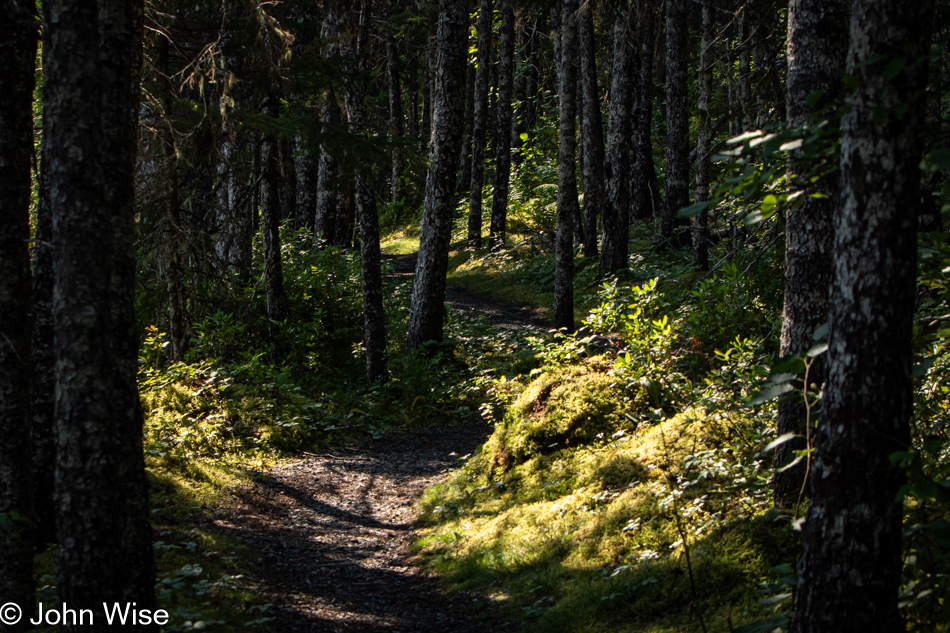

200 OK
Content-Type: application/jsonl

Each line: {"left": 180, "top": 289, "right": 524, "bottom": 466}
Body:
{"left": 222, "top": 253, "right": 535, "bottom": 631}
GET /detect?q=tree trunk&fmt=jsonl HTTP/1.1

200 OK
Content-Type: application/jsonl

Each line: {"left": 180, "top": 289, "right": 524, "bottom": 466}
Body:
{"left": 0, "top": 0, "right": 36, "bottom": 618}
{"left": 458, "top": 60, "right": 475, "bottom": 195}
{"left": 348, "top": 0, "right": 387, "bottom": 383}
{"left": 577, "top": 0, "right": 604, "bottom": 260}
{"left": 294, "top": 131, "right": 316, "bottom": 230}
{"left": 386, "top": 13, "right": 405, "bottom": 206}
{"left": 422, "top": 10, "right": 437, "bottom": 147}
{"left": 261, "top": 91, "right": 287, "bottom": 328}
{"left": 692, "top": 0, "right": 714, "bottom": 271}
{"left": 792, "top": 2, "right": 934, "bottom": 631}
{"left": 737, "top": 10, "right": 752, "bottom": 130}
{"left": 489, "top": 0, "right": 515, "bottom": 249}
{"left": 407, "top": 0, "right": 468, "bottom": 349}
{"left": 663, "top": 0, "right": 688, "bottom": 238}
{"left": 315, "top": 5, "right": 343, "bottom": 245}
{"left": 46, "top": 0, "right": 157, "bottom": 621}
{"left": 554, "top": 0, "right": 579, "bottom": 332}
{"left": 467, "top": 0, "right": 493, "bottom": 247}
{"left": 600, "top": 9, "right": 633, "bottom": 275}
{"left": 631, "top": 0, "right": 659, "bottom": 222}
{"left": 773, "top": 0, "right": 849, "bottom": 509}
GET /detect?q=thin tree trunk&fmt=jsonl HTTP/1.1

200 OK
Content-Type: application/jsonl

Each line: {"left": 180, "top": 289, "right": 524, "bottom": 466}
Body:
{"left": 261, "top": 91, "right": 287, "bottom": 328}
{"left": 0, "top": 0, "right": 36, "bottom": 618}
{"left": 631, "top": 0, "right": 658, "bottom": 222}
{"left": 386, "top": 12, "right": 405, "bottom": 206}
{"left": 294, "top": 131, "right": 316, "bottom": 229}
{"left": 489, "top": 0, "right": 515, "bottom": 249}
{"left": 554, "top": 0, "right": 579, "bottom": 332}
{"left": 47, "top": 0, "right": 157, "bottom": 621}
{"left": 792, "top": 2, "right": 934, "bottom": 631}
{"left": 773, "top": 0, "right": 849, "bottom": 509}
{"left": 407, "top": 0, "right": 468, "bottom": 349}
{"left": 663, "top": 0, "right": 688, "bottom": 238}
{"left": 467, "top": 0, "right": 493, "bottom": 247}
{"left": 348, "top": 0, "right": 387, "bottom": 383}
{"left": 601, "top": 9, "right": 633, "bottom": 275}
{"left": 315, "top": 4, "right": 343, "bottom": 244}
{"left": 458, "top": 60, "right": 475, "bottom": 195}
{"left": 737, "top": 10, "right": 752, "bottom": 130}
{"left": 577, "top": 0, "right": 604, "bottom": 259}
{"left": 692, "top": 0, "right": 714, "bottom": 271}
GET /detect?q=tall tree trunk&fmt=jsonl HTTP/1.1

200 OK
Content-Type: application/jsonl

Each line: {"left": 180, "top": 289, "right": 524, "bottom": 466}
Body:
{"left": 0, "top": 0, "right": 36, "bottom": 619}
{"left": 261, "top": 91, "right": 287, "bottom": 329}
{"left": 315, "top": 4, "right": 343, "bottom": 244}
{"left": 773, "top": 0, "right": 849, "bottom": 509}
{"left": 554, "top": 0, "right": 579, "bottom": 332}
{"left": 631, "top": 0, "right": 659, "bottom": 222}
{"left": 422, "top": 10, "right": 437, "bottom": 147}
{"left": 601, "top": 9, "right": 633, "bottom": 275}
{"left": 294, "top": 131, "right": 316, "bottom": 229}
{"left": 489, "top": 0, "right": 515, "bottom": 249}
{"left": 386, "top": 12, "right": 405, "bottom": 206}
{"left": 577, "top": 0, "right": 604, "bottom": 259}
{"left": 792, "top": 2, "right": 934, "bottom": 631}
{"left": 692, "top": 0, "right": 714, "bottom": 271}
{"left": 467, "top": 0, "right": 493, "bottom": 247}
{"left": 662, "top": 0, "right": 688, "bottom": 238}
{"left": 47, "top": 0, "right": 157, "bottom": 621}
{"left": 348, "top": 0, "right": 387, "bottom": 383}
{"left": 458, "top": 60, "right": 476, "bottom": 195}
{"left": 31, "top": 0, "right": 57, "bottom": 552}
{"left": 407, "top": 0, "right": 468, "bottom": 349}
{"left": 737, "top": 9, "right": 752, "bottom": 130}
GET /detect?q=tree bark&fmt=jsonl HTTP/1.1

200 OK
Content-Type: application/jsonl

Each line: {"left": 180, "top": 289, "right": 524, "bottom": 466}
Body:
{"left": 577, "top": 0, "right": 604, "bottom": 260}
{"left": 601, "top": 9, "right": 633, "bottom": 275}
{"left": 386, "top": 11, "right": 405, "bottom": 206}
{"left": 792, "top": 2, "right": 934, "bottom": 631}
{"left": 407, "top": 0, "right": 468, "bottom": 349}
{"left": 467, "top": 0, "right": 493, "bottom": 247}
{"left": 261, "top": 91, "right": 288, "bottom": 328}
{"left": 0, "top": 0, "right": 36, "bottom": 620}
{"left": 692, "top": 0, "right": 714, "bottom": 271}
{"left": 489, "top": 0, "right": 515, "bottom": 249}
{"left": 662, "top": 0, "right": 688, "bottom": 238}
{"left": 554, "top": 0, "right": 579, "bottom": 332}
{"left": 348, "top": 0, "right": 387, "bottom": 383}
{"left": 315, "top": 4, "right": 344, "bottom": 245}
{"left": 631, "top": 0, "right": 659, "bottom": 222}
{"left": 46, "top": 0, "right": 157, "bottom": 622}
{"left": 773, "top": 0, "right": 849, "bottom": 509}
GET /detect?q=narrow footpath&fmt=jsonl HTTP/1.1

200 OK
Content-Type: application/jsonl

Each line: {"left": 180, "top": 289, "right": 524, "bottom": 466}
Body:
{"left": 220, "top": 251, "right": 541, "bottom": 631}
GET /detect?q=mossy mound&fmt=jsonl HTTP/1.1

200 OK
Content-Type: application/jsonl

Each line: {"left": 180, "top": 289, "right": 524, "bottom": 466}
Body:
{"left": 417, "top": 406, "right": 797, "bottom": 633}
{"left": 485, "top": 364, "right": 633, "bottom": 473}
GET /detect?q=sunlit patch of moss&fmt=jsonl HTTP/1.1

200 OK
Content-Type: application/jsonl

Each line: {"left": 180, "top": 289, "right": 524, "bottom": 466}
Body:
{"left": 417, "top": 399, "right": 798, "bottom": 632}
{"left": 380, "top": 223, "right": 421, "bottom": 254}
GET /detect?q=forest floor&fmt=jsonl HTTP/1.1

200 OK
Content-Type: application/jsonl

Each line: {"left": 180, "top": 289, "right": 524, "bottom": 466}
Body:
{"left": 215, "top": 251, "right": 542, "bottom": 632}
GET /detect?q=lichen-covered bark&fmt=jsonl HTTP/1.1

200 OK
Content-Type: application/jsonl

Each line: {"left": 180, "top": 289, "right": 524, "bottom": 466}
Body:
{"left": 600, "top": 10, "right": 633, "bottom": 275}
{"left": 554, "top": 0, "right": 579, "bottom": 332}
{"left": 347, "top": 0, "right": 387, "bottom": 383}
{"left": 261, "top": 91, "right": 287, "bottom": 327}
{"left": 792, "top": 2, "right": 934, "bottom": 631}
{"left": 631, "top": 0, "right": 659, "bottom": 222}
{"left": 46, "top": 0, "right": 157, "bottom": 622}
{"left": 0, "top": 1, "right": 37, "bottom": 619}
{"left": 407, "top": 0, "right": 468, "bottom": 349}
{"left": 662, "top": 0, "right": 688, "bottom": 238}
{"left": 467, "top": 0, "right": 493, "bottom": 247}
{"left": 577, "top": 0, "right": 603, "bottom": 260}
{"left": 773, "top": 0, "right": 849, "bottom": 509}
{"left": 692, "top": 0, "right": 714, "bottom": 271}
{"left": 489, "top": 0, "right": 515, "bottom": 249}
{"left": 293, "top": 132, "right": 316, "bottom": 230}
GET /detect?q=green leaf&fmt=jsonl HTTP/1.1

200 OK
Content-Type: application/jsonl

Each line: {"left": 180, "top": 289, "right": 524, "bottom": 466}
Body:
{"left": 812, "top": 322, "right": 829, "bottom": 341}
{"left": 805, "top": 89, "right": 826, "bottom": 109}
{"left": 806, "top": 342, "right": 828, "bottom": 357}
{"left": 676, "top": 200, "right": 711, "bottom": 218}
{"left": 882, "top": 57, "right": 906, "bottom": 81}
{"left": 920, "top": 148, "right": 950, "bottom": 171}
{"left": 727, "top": 130, "right": 765, "bottom": 144}
{"left": 761, "top": 194, "right": 779, "bottom": 214}
{"left": 779, "top": 139, "right": 803, "bottom": 152}
{"left": 764, "top": 432, "right": 798, "bottom": 452}
{"left": 519, "top": 132, "right": 529, "bottom": 141}
{"left": 747, "top": 383, "right": 795, "bottom": 406}
{"left": 842, "top": 74, "right": 859, "bottom": 91}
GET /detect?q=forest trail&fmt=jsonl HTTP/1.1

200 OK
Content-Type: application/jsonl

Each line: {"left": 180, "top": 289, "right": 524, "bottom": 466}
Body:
{"left": 223, "top": 252, "right": 535, "bottom": 631}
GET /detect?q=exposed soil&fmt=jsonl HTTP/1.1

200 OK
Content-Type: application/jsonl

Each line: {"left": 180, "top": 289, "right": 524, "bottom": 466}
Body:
{"left": 221, "top": 252, "right": 535, "bottom": 631}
